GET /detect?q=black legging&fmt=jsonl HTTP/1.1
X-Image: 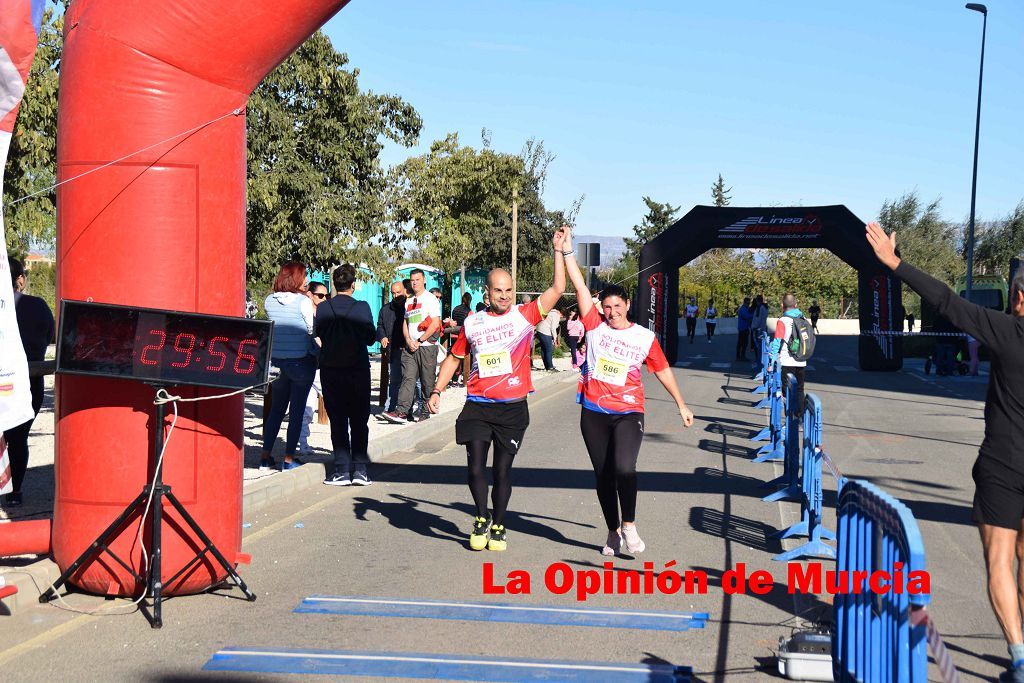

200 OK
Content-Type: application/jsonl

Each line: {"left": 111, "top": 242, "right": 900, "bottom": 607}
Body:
{"left": 580, "top": 408, "right": 645, "bottom": 531}
{"left": 2, "top": 376, "right": 43, "bottom": 494}
{"left": 567, "top": 334, "right": 583, "bottom": 366}
{"left": 706, "top": 321, "right": 716, "bottom": 340}
{"left": 466, "top": 440, "right": 517, "bottom": 524}
{"left": 685, "top": 317, "right": 697, "bottom": 343}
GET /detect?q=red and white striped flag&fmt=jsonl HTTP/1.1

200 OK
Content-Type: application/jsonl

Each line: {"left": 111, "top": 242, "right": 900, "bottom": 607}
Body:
{"left": 0, "top": 0, "right": 45, "bottom": 494}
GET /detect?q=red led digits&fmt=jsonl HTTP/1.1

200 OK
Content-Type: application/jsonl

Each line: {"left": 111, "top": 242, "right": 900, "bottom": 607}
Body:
{"left": 139, "top": 330, "right": 167, "bottom": 365}
{"left": 206, "top": 336, "right": 228, "bottom": 371}
{"left": 234, "top": 339, "right": 258, "bottom": 374}
{"left": 169, "top": 333, "right": 196, "bottom": 368}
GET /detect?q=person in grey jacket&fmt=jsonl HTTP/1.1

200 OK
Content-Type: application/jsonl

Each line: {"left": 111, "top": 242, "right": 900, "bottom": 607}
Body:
{"left": 260, "top": 261, "right": 318, "bottom": 471}
{"left": 318, "top": 264, "right": 377, "bottom": 486}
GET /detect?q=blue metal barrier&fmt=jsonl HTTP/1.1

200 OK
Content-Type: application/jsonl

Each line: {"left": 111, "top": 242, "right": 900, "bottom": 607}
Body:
{"left": 753, "top": 333, "right": 770, "bottom": 382}
{"left": 763, "top": 374, "right": 801, "bottom": 502}
{"left": 833, "top": 479, "right": 930, "bottom": 683}
{"left": 773, "top": 393, "right": 836, "bottom": 561}
{"left": 753, "top": 360, "right": 785, "bottom": 462}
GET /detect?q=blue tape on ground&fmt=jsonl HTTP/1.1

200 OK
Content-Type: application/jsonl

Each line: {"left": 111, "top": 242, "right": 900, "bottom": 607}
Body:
{"left": 295, "top": 595, "right": 709, "bottom": 632}
{"left": 204, "top": 647, "right": 692, "bottom": 682}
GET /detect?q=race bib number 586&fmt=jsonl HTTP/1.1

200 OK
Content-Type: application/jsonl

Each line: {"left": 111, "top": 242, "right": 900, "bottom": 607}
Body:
{"left": 593, "top": 357, "right": 627, "bottom": 386}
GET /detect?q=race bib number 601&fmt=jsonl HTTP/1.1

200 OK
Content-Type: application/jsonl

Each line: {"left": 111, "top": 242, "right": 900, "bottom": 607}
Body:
{"left": 594, "top": 357, "right": 627, "bottom": 386}
{"left": 478, "top": 350, "right": 513, "bottom": 378}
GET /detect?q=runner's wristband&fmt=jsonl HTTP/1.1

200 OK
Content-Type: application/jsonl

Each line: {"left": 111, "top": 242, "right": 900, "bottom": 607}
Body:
{"left": 430, "top": 390, "right": 442, "bottom": 397}
{"left": 560, "top": 250, "right": 575, "bottom": 256}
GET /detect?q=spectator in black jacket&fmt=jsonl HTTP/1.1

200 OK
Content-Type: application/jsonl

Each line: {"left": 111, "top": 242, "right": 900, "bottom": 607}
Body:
{"left": 867, "top": 222, "right": 1024, "bottom": 682}
{"left": 451, "top": 292, "right": 473, "bottom": 327}
{"left": 2, "top": 257, "right": 54, "bottom": 507}
{"left": 318, "top": 264, "right": 377, "bottom": 487}
{"left": 376, "top": 280, "right": 408, "bottom": 413}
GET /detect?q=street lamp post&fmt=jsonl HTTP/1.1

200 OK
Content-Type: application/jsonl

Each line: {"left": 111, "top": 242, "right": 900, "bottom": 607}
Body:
{"left": 964, "top": 3, "right": 987, "bottom": 301}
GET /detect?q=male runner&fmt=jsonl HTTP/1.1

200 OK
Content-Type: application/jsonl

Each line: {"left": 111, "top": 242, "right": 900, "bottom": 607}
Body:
{"left": 867, "top": 222, "right": 1024, "bottom": 682}
{"left": 428, "top": 228, "right": 568, "bottom": 551}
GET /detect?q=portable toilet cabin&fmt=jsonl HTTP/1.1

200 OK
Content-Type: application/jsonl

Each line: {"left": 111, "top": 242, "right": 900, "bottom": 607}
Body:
{"left": 351, "top": 266, "right": 386, "bottom": 354}
{"left": 450, "top": 267, "right": 488, "bottom": 312}
{"left": 308, "top": 268, "right": 331, "bottom": 290}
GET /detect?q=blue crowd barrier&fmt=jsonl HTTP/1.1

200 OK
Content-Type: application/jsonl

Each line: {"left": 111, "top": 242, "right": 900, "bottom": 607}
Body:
{"left": 753, "top": 360, "right": 785, "bottom": 462}
{"left": 833, "top": 480, "right": 930, "bottom": 683}
{"left": 753, "top": 333, "right": 770, "bottom": 382}
{"left": 763, "top": 374, "right": 802, "bottom": 503}
{"left": 773, "top": 393, "right": 836, "bottom": 561}
{"left": 741, "top": 343, "right": 949, "bottom": 681}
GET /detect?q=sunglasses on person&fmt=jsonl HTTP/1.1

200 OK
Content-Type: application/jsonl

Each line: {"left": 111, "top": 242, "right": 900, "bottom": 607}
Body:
{"left": 310, "top": 291, "right": 327, "bottom": 299}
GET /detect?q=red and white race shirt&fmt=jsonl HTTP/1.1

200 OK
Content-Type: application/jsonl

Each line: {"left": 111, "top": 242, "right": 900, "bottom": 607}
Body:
{"left": 577, "top": 307, "right": 669, "bottom": 414}
{"left": 450, "top": 301, "right": 544, "bottom": 403}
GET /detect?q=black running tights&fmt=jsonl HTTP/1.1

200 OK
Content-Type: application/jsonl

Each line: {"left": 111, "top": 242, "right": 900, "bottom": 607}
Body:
{"left": 579, "top": 408, "right": 645, "bottom": 531}
{"left": 466, "top": 440, "right": 517, "bottom": 525}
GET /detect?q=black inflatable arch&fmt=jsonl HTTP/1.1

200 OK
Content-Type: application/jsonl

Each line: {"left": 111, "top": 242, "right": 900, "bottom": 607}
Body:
{"left": 635, "top": 205, "right": 902, "bottom": 370}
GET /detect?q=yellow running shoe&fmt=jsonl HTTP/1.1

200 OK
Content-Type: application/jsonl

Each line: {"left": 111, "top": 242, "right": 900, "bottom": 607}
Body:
{"left": 487, "top": 524, "right": 507, "bottom": 551}
{"left": 469, "top": 516, "right": 490, "bottom": 551}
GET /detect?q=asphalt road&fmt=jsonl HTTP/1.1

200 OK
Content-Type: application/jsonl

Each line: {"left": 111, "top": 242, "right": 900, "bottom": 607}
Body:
{"left": 0, "top": 333, "right": 1001, "bottom": 682}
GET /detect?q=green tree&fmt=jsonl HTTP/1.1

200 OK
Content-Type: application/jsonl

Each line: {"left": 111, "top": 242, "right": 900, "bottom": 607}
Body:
{"left": 389, "top": 133, "right": 522, "bottom": 295}
{"left": 877, "top": 192, "right": 964, "bottom": 286}
{"left": 245, "top": 31, "right": 421, "bottom": 287}
{"left": 623, "top": 197, "right": 680, "bottom": 263}
{"left": 711, "top": 174, "right": 732, "bottom": 207}
{"left": 3, "top": 8, "right": 63, "bottom": 258}
{"left": 975, "top": 201, "right": 1024, "bottom": 275}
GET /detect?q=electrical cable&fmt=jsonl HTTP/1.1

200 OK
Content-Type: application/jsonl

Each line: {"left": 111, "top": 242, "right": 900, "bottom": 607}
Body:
{"left": 1, "top": 379, "right": 270, "bottom": 615}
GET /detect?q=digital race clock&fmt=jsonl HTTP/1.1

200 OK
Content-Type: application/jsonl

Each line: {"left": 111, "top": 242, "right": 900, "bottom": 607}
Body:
{"left": 56, "top": 300, "right": 274, "bottom": 391}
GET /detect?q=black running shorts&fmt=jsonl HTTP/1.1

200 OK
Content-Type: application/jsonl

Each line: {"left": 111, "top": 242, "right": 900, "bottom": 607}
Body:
{"left": 455, "top": 400, "right": 530, "bottom": 454}
{"left": 972, "top": 456, "right": 1024, "bottom": 530}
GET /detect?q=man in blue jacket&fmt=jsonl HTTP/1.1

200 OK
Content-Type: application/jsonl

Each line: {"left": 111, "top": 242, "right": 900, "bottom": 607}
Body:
{"left": 735, "top": 297, "right": 753, "bottom": 361}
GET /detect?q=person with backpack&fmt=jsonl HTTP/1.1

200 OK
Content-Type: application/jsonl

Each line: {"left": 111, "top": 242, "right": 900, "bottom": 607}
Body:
{"left": 770, "top": 293, "right": 816, "bottom": 413}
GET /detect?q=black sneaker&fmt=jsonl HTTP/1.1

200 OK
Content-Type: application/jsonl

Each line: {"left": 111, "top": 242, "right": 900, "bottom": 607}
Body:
{"left": 258, "top": 457, "right": 276, "bottom": 471}
{"left": 3, "top": 491, "right": 23, "bottom": 507}
{"left": 324, "top": 471, "right": 351, "bottom": 486}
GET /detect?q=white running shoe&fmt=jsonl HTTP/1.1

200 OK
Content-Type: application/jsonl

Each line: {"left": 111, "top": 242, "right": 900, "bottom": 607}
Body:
{"left": 621, "top": 524, "right": 646, "bottom": 554}
{"left": 602, "top": 529, "right": 622, "bottom": 556}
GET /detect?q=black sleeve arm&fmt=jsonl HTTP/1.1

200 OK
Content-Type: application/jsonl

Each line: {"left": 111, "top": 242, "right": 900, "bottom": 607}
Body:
{"left": 376, "top": 307, "right": 389, "bottom": 342}
{"left": 359, "top": 303, "right": 376, "bottom": 346}
{"left": 895, "top": 261, "right": 1013, "bottom": 351}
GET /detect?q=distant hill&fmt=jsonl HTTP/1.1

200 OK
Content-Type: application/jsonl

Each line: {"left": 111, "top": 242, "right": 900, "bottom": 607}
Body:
{"left": 572, "top": 234, "right": 627, "bottom": 270}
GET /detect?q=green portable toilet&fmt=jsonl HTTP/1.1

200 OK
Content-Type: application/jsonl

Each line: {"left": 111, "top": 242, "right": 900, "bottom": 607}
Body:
{"left": 351, "top": 266, "right": 385, "bottom": 353}
{"left": 450, "top": 267, "right": 488, "bottom": 312}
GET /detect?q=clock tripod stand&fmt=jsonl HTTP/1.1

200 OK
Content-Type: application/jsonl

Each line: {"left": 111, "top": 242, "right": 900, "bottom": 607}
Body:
{"left": 40, "top": 382, "right": 256, "bottom": 628}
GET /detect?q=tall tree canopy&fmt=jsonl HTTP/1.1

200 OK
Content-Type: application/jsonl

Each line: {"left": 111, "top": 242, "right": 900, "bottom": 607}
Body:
{"left": 877, "top": 192, "right": 963, "bottom": 286}
{"left": 388, "top": 133, "right": 522, "bottom": 285}
{"left": 623, "top": 196, "right": 680, "bottom": 264}
{"left": 711, "top": 174, "right": 732, "bottom": 207}
{"left": 391, "top": 135, "right": 567, "bottom": 293}
{"left": 975, "top": 201, "right": 1024, "bottom": 276}
{"left": 246, "top": 31, "right": 421, "bottom": 286}
{"left": 3, "top": 8, "right": 62, "bottom": 258}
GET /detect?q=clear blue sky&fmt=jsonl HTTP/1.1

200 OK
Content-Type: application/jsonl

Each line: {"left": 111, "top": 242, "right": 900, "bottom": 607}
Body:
{"left": 323, "top": 1, "right": 1022, "bottom": 237}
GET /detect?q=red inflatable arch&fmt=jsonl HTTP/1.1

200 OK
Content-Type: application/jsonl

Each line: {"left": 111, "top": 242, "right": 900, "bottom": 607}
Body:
{"left": 10, "top": 0, "right": 350, "bottom": 596}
